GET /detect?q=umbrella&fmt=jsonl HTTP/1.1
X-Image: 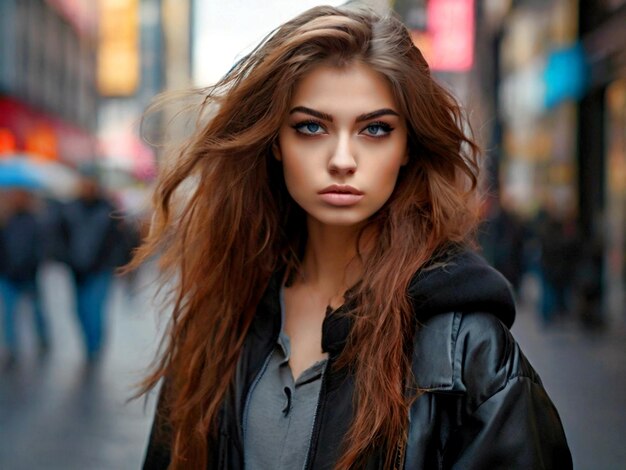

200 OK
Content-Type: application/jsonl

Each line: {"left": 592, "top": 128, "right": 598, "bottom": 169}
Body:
{"left": 0, "top": 155, "right": 81, "bottom": 200}
{"left": 0, "top": 161, "right": 44, "bottom": 190}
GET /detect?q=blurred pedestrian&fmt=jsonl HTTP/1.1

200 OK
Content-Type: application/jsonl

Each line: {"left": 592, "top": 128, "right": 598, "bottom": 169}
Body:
{"left": 575, "top": 213, "right": 605, "bottom": 329}
{"left": 536, "top": 205, "right": 579, "bottom": 325}
{"left": 479, "top": 194, "right": 526, "bottom": 294}
{"left": 135, "top": 5, "right": 571, "bottom": 470}
{"left": 58, "top": 173, "right": 122, "bottom": 362}
{"left": 0, "top": 189, "right": 49, "bottom": 368}
{"left": 112, "top": 211, "right": 144, "bottom": 302}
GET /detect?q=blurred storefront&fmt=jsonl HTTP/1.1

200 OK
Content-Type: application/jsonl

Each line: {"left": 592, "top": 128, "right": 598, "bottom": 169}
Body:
{"left": 605, "top": 78, "right": 626, "bottom": 320}
{"left": 497, "top": 0, "right": 581, "bottom": 215}
{"left": 495, "top": 0, "right": 626, "bottom": 321}
{"left": 0, "top": 0, "right": 98, "bottom": 165}
{"left": 580, "top": 0, "right": 626, "bottom": 321}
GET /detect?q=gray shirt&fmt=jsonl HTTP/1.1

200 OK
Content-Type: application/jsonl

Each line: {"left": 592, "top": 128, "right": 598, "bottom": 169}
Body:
{"left": 243, "top": 287, "right": 328, "bottom": 470}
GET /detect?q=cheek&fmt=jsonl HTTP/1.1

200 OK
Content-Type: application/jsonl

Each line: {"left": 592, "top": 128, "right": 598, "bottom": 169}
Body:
{"left": 281, "top": 153, "right": 312, "bottom": 188}
{"left": 278, "top": 134, "right": 321, "bottom": 187}
{"left": 279, "top": 156, "right": 317, "bottom": 205}
{"left": 367, "top": 147, "right": 407, "bottom": 190}
{"left": 376, "top": 165, "right": 403, "bottom": 200}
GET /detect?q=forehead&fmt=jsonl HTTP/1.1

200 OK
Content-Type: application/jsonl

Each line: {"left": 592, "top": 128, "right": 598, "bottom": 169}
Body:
{"left": 290, "top": 62, "right": 398, "bottom": 113}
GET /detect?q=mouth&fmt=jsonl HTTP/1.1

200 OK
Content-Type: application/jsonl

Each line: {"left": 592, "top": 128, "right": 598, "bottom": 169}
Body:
{"left": 318, "top": 184, "right": 364, "bottom": 195}
{"left": 318, "top": 185, "right": 364, "bottom": 207}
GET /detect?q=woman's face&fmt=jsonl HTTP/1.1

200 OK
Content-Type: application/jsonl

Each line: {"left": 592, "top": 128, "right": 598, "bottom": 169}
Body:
{"left": 276, "top": 62, "right": 408, "bottom": 229}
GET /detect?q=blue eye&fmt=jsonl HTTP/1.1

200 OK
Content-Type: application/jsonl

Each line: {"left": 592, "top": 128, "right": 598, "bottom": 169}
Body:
{"left": 362, "top": 122, "right": 393, "bottom": 137}
{"left": 293, "top": 121, "right": 325, "bottom": 135}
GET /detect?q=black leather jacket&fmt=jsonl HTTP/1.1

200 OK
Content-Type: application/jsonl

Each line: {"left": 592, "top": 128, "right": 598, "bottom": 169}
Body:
{"left": 143, "top": 250, "right": 572, "bottom": 469}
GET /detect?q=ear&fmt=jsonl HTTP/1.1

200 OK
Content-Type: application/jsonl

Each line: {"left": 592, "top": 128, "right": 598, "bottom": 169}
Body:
{"left": 272, "top": 140, "right": 282, "bottom": 161}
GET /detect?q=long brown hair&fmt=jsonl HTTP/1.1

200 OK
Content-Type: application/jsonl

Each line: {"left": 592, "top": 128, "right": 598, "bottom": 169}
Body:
{"left": 133, "top": 5, "right": 481, "bottom": 469}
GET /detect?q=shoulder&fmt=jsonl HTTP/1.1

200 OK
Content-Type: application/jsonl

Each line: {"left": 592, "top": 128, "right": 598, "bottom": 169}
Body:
{"left": 408, "top": 247, "right": 516, "bottom": 328}
{"left": 412, "top": 311, "right": 541, "bottom": 411}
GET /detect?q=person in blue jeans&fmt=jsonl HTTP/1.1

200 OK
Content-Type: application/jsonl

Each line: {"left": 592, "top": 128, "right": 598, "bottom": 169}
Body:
{"left": 58, "top": 174, "right": 125, "bottom": 362}
{"left": 0, "top": 189, "right": 49, "bottom": 367}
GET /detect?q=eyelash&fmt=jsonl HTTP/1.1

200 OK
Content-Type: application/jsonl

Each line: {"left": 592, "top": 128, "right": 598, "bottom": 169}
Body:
{"left": 291, "top": 120, "right": 395, "bottom": 138}
{"left": 292, "top": 120, "right": 325, "bottom": 136}
{"left": 364, "top": 121, "right": 394, "bottom": 137}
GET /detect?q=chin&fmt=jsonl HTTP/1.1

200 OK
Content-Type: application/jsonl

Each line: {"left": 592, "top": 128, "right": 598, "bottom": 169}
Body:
{"left": 308, "top": 210, "right": 372, "bottom": 228}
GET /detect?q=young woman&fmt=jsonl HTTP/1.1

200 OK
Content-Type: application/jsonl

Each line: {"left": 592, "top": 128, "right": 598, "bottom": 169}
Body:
{"left": 137, "top": 5, "right": 571, "bottom": 469}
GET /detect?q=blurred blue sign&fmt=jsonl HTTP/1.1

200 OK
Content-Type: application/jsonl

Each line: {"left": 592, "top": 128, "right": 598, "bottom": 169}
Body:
{"left": 544, "top": 43, "right": 589, "bottom": 108}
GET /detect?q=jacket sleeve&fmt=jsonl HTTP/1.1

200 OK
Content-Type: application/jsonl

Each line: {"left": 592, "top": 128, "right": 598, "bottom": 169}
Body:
{"left": 442, "top": 313, "right": 572, "bottom": 470}
{"left": 142, "top": 384, "right": 172, "bottom": 470}
{"left": 443, "top": 375, "right": 572, "bottom": 469}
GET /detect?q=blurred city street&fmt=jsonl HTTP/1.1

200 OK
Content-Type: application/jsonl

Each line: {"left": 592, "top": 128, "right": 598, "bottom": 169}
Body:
{"left": 0, "top": 262, "right": 162, "bottom": 470}
{"left": 0, "top": 1, "right": 625, "bottom": 470}
{"left": 0, "top": 268, "right": 624, "bottom": 470}
{"left": 512, "top": 278, "right": 626, "bottom": 470}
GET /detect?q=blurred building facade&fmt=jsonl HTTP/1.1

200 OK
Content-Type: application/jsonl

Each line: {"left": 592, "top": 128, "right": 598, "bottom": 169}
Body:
{"left": 0, "top": 0, "right": 193, "bottom": 206}
{"left": 94, "top": 0, "right": 192, "bottom": 211}
{"left": 478, "top": 0, "right": 625, "bottom": 322}
{"left": 0, "top": 0, "right": 98, "bottom": 164}
{"left": 578, "top": 0, "right": 626, "bottom": 323}
{"left": 0, "top": 0, "right": 167, "bottom": 169}
{"left": 97, "top": 0, "right": 166, "bottom": 186}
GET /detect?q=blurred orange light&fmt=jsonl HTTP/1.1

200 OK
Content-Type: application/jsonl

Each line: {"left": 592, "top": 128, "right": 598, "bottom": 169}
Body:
{"left": 0, "top": 128, "right": 17, "bottom": 155}
{"left": 97, "top": 0, "right": 140, "bottom": 96}
{"left": 24, "top": 126, "right": 58, "bottom": 160}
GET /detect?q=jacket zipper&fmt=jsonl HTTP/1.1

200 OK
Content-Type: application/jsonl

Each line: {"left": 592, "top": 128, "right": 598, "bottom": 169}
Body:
{"left": 241, "top": 349, "right": 274, "bottom": 467}
{"left": 302, "top": 360, "right": 329, "bottom": 470}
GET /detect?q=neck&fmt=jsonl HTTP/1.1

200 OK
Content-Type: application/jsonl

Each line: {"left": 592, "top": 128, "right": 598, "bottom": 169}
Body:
{"left": 297, "top": 218, "right": 370, "bottom": 298}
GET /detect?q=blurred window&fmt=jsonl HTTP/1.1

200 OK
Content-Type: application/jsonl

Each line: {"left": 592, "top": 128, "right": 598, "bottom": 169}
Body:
{"left": 16, "top": 0, "right": 28, "bottom": 97}
{"left": 0, "top": 1, "right": 17, "bottom": 92}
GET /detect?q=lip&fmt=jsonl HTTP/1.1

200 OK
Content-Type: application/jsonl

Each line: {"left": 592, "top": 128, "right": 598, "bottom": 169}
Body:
{"left": 318, "top": 184, "right": 364, "bottom": 206}
{"left": 318, "top": 184, "right": 364, "bottom": 195}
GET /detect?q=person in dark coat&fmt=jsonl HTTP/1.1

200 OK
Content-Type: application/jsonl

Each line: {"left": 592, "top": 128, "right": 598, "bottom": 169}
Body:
{"left": 537, "top": 206, "right": 579, "bottom": 325}
{"left": 479, "top": 195, "right": 526, "bottom": 293}
{"left": 133, "top": 5, "right": 572, "bottom": 469}
{"left": 0, "top": 189, "right": 49, "bottom": 367}
{"left": 58, "top": 175, "right": 122, "bottom": 361}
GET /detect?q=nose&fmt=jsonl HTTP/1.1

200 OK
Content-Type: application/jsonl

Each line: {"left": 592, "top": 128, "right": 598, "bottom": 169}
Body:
{"left": 328, "top": 133, "right": 357, "bottom": 176}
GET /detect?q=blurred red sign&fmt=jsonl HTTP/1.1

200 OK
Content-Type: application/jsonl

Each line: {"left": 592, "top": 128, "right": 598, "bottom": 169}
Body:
{"left": 426, "top": 0, "right": 475, "bottom": 72}
{"left": 0, "top": 97, "right": 96, "bottom": 165}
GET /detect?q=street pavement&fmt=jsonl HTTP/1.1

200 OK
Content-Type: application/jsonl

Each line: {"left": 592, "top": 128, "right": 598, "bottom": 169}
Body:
{"left": 1, "top": 267, "right": 625, "bottom": 470}
{"left": 511, "top": 277, "right": 626, "bottom": 470}
{"left": 0, "top": 262, "right": 162, "bottom": 470}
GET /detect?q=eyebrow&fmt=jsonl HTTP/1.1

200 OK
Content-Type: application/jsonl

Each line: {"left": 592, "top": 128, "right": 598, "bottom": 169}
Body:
{"left": 289, "top": 106, "right": 400, "bottom": 122}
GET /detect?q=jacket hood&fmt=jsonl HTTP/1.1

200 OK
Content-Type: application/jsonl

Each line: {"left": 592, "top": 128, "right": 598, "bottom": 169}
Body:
{"left": 408, "top": 248, "right": 516, "bottom": 328}
{"left": 321, "top": 248, "right": 515, "bottom": 357}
